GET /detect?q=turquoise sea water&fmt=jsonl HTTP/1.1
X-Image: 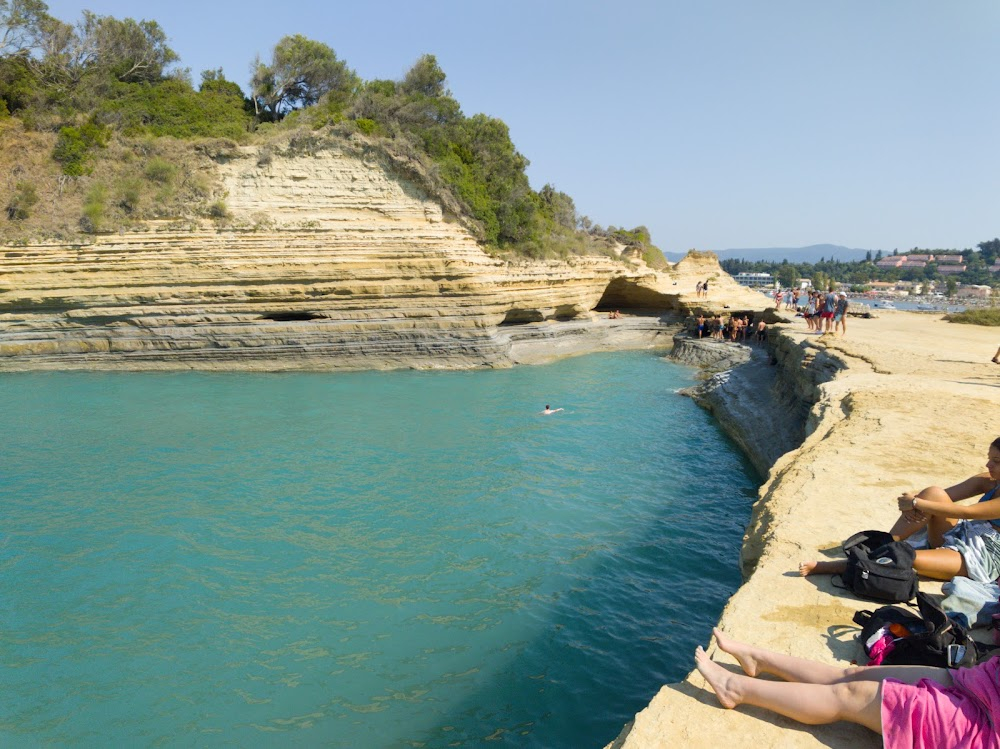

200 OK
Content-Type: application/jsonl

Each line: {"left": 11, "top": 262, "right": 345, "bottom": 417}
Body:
{"left": 0, "top": 351, "right": 757, "bottom": 748}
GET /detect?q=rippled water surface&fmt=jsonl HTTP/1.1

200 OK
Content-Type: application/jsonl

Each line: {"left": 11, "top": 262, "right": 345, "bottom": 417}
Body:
{"left": 0, "top": 352, "right": 757, "bottom": 747}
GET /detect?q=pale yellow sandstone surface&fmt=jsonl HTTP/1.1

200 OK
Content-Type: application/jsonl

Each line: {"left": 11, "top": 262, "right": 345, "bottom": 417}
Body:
{"left": 609, "top": 311, "right": 999, "bottom": 749}
{"left": 0, "top": 142, "right": 770, "bottom": 370}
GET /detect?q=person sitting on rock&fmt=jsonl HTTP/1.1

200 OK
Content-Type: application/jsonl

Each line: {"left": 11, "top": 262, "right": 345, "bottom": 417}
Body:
{"left": 800, "top": 437, "right": 1000, "bottom": 583}
{"left": 695, "top": 627, "right": 1000, "bottom": 746}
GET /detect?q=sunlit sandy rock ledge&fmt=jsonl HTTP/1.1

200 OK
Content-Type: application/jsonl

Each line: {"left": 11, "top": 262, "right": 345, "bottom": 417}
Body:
{"left": 0, "top": 145, "right": 773, "bottom": 371}
{"left": 607, "top": 311, "right": 999, "bottom": 749}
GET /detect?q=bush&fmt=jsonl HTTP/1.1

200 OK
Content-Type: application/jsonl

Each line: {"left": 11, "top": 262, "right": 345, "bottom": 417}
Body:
{"left": 53, "top": 123, "right": 111, "bottom": 176}
{"left": 144, "top": 157, "right": 176, "bottom": 183}
{"left": 81, "top": 183, "right": 108, "bottom": 232}
{"left": 354, "top": 117, "right": 379, "bottom": 135}
{"left": 945, "top": 307, "right": 1000, "bottom": 326}
{"left": 207, "top": 200, "right": 229, "bottom": 219}
{"left": 118, "top": 178, "right": 142, "bottom": 214}
{"left": 6, "top": 181, "right": 39, "bottom": 220}
{"left": 97, "top": 79, "right": 251, "bottom": 140}
{"left": 642, "top": 245, "right": 669, "bottom": 269}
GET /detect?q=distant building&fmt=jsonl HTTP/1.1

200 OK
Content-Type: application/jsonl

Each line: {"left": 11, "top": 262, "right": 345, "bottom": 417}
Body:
{"left": 957, "top": 285, "right": 992, "bottom": 299}
{"left": 734, "top": 272, "right": 774, "bottom": 289}
{"left": 876, "top": 257, "right": 904, "bottom": 268}
{"left": 937, "top": 265, "right": 967, "bottom": 274}
{"left": 899, "top": 260, "right": 927, "bottom": 268}
{"left": 990, "top": 262, "right": 1000, "bottom": 274}
{"left": 906, "top": 254, "right": 934, "bottom": 262}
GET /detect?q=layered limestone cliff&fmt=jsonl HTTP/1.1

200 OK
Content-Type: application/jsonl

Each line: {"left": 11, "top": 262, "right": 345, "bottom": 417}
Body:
{"left": 608, "top": 313, "right": 999, "bottom": 749}
{"left": 0, "top": 138, "right": 770, "bottom": 371}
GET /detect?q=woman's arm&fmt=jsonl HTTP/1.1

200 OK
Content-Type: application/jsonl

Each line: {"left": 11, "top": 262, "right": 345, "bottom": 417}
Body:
{"left": 901, "top": 487, "right": 1000, "bottom": 521}
{"left": 942, "top": 474, "right": 994, "bottom": 501}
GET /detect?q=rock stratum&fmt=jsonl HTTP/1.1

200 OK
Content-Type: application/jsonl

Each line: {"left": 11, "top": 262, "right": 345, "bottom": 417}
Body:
{"left": 0, "top": 139, "right": 770, "bottom": 371}
{"left": 611, "top": 312, "right": 999, "bottom": 748}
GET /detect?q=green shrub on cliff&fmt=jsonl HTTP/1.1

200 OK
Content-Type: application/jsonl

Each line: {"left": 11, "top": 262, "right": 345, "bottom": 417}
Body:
{"left": 53, "top": 122, "right": 110, "bottom": 176}
{"left": 143, "top": 156, "right": 176, "bottom": 184}
{"left": 81, "top": 183, "right": 107, "bottom": 232}
{"left": 6, "top": 180, "right": 38, "bottom": 220}
{"left": 96, "top": 78, "right": 251, "bottom": 139}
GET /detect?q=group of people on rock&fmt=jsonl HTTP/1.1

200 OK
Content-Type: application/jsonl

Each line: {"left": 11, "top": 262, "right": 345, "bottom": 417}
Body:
{"left": 773, "top": 286, "right": 851, "bottom": 336}
{"left": 696, "top": 437, "right": 1000, "bottom": 746}
{"left": 694, "top": 313, "right": 767, "bottom": 344}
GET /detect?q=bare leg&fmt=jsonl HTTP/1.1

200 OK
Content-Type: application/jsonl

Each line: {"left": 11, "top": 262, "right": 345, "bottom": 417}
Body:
{"left": 695, "top": 647, "right": 883, "bottom": 732}
{"left": 713, "top": 628, "right": 844, "bottom": 682}
{"left": 799, "top": 559, "right": 847, "bottom": 576}
{"left": 913, "top": 547, "right": 967, "bottom": 579}
{"left": 713, "top": 628, "right": 953, "bottom": 687}
{"left": 799, "top": 550, "right": 965, "bottom": 580}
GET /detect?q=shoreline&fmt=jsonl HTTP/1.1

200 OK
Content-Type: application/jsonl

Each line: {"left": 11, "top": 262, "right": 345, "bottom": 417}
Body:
{"left": 0, "top": 314, "right": 682, "bottom": 372}
{"left": 608, "top": 311, "right": 999, "bottom": 748}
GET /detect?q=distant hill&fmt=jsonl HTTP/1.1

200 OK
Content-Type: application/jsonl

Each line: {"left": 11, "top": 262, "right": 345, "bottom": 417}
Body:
{"left": 665, "top": 244, "right": 874, "bottom": 264}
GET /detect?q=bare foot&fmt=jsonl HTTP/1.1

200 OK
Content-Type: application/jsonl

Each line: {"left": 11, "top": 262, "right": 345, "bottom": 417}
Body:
{"left": 695, "top": 646, "right": 743, "bottom": 709}
{"left": 712, "top": 628, "right": 759, "bottom": 676}
{"left": 799, "top": 560, "right": 819, "bottom": 576}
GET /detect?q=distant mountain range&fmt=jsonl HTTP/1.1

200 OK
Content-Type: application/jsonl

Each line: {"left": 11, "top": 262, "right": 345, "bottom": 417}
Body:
{"left": 664, "top": 244, "right": 873, "bottom": 264}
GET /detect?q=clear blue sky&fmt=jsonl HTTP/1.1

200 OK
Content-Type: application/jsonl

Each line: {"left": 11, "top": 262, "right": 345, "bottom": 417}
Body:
{"left": 45, "top": 0, "right": 1000, "bottom": 254}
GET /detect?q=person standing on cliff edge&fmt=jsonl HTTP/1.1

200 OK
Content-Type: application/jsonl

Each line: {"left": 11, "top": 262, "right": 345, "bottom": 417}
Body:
{"left": 834, "top": 293, "right": 849, "bottom": 336}
{"left": 822, "top": 286, "right": 837, "bottom": 334}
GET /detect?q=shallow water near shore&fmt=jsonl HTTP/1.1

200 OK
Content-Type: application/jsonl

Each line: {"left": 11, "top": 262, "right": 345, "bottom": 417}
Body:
{"left": 0, "top": 351, "right": 757, "bottom": 748}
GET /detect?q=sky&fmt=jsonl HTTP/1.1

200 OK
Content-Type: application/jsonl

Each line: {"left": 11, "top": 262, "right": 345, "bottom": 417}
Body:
{"left": 43, "top": 0, "right": 1000, "bottom": 254}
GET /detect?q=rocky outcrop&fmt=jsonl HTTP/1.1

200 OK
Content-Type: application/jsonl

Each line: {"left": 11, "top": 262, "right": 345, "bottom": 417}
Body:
{"left": 607, "top": 314, "right": 1000, "bottom": 749}
{"left": 0, "top": 141, "right": 770, "bottom": 371}
{"left": 669, "top": 335, "right": 753, "bottom": 372}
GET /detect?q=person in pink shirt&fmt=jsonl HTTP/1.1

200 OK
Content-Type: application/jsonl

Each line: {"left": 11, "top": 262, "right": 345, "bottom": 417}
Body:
{"left": 695, "top": 628, "right": 999, "bottom": 748}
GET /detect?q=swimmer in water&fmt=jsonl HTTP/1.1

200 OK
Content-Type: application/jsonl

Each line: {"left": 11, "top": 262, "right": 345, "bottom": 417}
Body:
{"left": 542, "top": 405, "right": 564, "bottom": 415}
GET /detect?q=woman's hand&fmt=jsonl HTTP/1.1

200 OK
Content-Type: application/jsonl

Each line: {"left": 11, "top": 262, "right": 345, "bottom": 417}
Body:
{"left": 898, "top": 492, "right": 926, "bottom": 522}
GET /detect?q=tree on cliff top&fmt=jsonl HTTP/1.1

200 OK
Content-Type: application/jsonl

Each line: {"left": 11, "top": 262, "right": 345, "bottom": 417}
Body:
{"left": 250, "top": 34, "right": 358, "bottom": 120}
{"left": 0, "top": 0, "right": 51, "bottom": 56}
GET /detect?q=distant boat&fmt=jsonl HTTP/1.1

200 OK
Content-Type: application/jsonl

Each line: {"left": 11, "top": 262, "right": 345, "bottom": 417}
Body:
{"left": 874, "top": 301, "right": 897, "bottom": 310}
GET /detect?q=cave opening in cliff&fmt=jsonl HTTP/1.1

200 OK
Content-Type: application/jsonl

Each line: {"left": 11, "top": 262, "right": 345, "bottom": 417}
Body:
{"left": 499, "top": 308, "right": 545, "bottom": 325}
{"left": 259, "top": 312, "right": 324, "bottom": 322}
{"left": 593, "top": 277, "right": 675, "bottom": 313}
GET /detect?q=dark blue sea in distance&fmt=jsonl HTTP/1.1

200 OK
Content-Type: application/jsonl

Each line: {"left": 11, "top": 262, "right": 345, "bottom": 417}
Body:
{"left": 0, "top": 351, "right": 758, "bottom": 748}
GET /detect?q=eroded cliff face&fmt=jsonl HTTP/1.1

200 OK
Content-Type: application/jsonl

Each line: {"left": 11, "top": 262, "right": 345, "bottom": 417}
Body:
{"left": 0, "top": 139, "right": 770, "bottom": 371}
{"left": 0, "top": 144, "right": 613, "bottom": 369}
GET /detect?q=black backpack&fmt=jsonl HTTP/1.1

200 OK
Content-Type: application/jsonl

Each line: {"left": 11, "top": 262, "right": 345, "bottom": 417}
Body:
{"left": 834, "top": 529, "right": 919, "bottom": 603}
{"left": 854, "top": 591, "right": 979, "bottom": 668}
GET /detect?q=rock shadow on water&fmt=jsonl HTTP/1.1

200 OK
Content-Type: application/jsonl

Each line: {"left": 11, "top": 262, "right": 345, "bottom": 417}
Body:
{"left": 405, "top": 482, "right": 758, "bottom": 748}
